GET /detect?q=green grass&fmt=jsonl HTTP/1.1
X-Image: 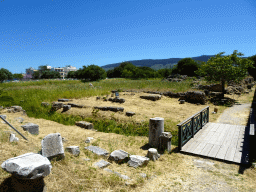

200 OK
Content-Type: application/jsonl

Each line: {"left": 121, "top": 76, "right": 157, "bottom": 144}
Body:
{"left": 0, "top": 78, "right": 193, "bottom": 146}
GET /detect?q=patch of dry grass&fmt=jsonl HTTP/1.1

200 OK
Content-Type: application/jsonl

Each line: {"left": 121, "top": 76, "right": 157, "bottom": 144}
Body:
{"left": 0, "top": 82, "right": 255, "bottom": 191}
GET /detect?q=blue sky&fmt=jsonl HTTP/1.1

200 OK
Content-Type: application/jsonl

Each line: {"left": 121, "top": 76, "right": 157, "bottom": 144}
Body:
{"left": 0, "top": 0, "right": 255, "bottom": 74}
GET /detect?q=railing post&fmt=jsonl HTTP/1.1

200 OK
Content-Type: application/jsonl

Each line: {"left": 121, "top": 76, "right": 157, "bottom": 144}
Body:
{"left": 178, "top": 125, "right": 182, "bottom": 151}
{"left": 191, "top": 117, "right": 194, "bottom": 138}
{"left": 207, "top": 107, "right": 209, "bottom": 123}
{"left": 200, "top": 111, "right": 203, "bottom": 129}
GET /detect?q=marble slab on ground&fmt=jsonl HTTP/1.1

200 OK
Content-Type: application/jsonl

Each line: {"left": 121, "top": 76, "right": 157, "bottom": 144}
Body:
{"left": 103, "top": 168, "right": 131, "bottom": 180}
{"left": 41, "top": 133, "right": 65, "bottom": 160}
{"left": 94, "top": 160, "right": 111, "bottom": 168}
{"left": 1, "top": 152, "right": 52, "bottom": 180}
{"left": 84, "top": 146, "right": 109, "bottom": 156}
{"left": 128, "top": 155, "right": 150, "bottom": 168}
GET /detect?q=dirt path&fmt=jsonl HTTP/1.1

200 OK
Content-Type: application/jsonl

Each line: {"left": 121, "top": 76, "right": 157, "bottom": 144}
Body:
{"left": 216, "top": 103, "right": 251, "bottom": 125}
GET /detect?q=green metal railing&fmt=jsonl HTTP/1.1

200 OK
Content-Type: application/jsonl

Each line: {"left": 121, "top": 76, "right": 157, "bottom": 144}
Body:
{"left": 177, "top": 106, "right": 209, "bottom": 150}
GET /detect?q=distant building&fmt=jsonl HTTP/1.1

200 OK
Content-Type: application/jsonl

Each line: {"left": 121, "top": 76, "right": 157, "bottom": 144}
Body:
{"left": 25, "top": 67, "right": 38, "bottom": 79}
{"left": 51, "top": 67, "right": 65, "bottom": 79}
{"left": 51, "top": 65, "right": 77, "bottom": 79}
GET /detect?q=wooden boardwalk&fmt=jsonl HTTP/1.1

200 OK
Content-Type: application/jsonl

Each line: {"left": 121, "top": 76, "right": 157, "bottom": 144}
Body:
{"left": 181, "top": 122, "right": 250, "bottom": 164}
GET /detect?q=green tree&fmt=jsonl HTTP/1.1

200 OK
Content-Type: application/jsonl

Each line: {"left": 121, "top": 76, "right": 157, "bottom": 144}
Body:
{"left": 13, "top": 73, "right": 23, "bottom": 80}
{"left": 32, "top": 71, "right": 40, "bottom": 79}
{"left": 156, "top": 68, "right": 172, "bottom": 78}
{"left": 196, "top": 50, "right": 254, "bottom": 98}
{"left": 78, "top": 65, "right": 106, "bottom": 81}
{"left": 121, "top": 63, "right": 137, "bottom": 78}
{"left": 134, "top": 66, "right": 156, "bottom": 79}
{"left": 67, "top": 71, "right": 76, "bottom": 78}
{"left": 41, "top": 71, "right": 61, "bottom": 79}
{"left": 38, "top": 65, "right": 49, "bottom": 73}
{"left": 247, "top": 54, "right": 256, "bottom": 79}
{"left": 106, "top": 69, "right": 115, "bottom": 78}
{"left": 175, "top": 58, "right": 199, "bottom": 76}
{"left": 0, "top": 68, "right": 13, "bottom": 83}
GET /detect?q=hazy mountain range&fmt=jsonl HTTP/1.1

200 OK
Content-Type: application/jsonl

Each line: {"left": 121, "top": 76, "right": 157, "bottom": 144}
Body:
{"left": 101, "top": 55, "right": 248, "bottom": 71}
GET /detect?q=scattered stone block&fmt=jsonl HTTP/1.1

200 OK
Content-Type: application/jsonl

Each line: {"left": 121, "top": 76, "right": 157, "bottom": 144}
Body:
{"left": 67, "top": 103, "right": 84, "bottom": 108}
{"left": 63, "top": 105, "right": 71, "bottom": 111}
{"left": 146, "top": 148, "right": 160, "bottom": 161}
{"left": 126, "top": 112, "right": 135, "bottom": 117}
{"left": 179, "top": 100, "right": 185, "bottom": 104}
{"left": 94, "top": 106, "right": 124, "bottom": 112}
{"left": 108, "top": 97, "right": 113, "bottom": 101}
{"left": 65, "top": 146, "right": 80, "bottom": 156}
{"left": 58, "top": 98, "right": 69, "bottom": 102}
{"left": 14, "top": 117, "right": 24, "bottom": 123}
{"left": 75, "top": 121, "right": 94, "bottom": 129}
{"left": 149, "top": 117, "right": 164, "bottom": 148}
{"left": 84, "top": 145, "right": 109, "bottom": 156}
{"left": 103, "top": 168, "right": 131, "bottom": 180}
{"left": 41, "top": 102, "right": 50, "bottom": 106}
{"left": 140, "top": 95, "right": 161, "bottom": 101}
{"left": 41, "top": 133, "right": 65, "bottom": 160}
{"left": 96, "top": 96, "right": 101, "bottom": 100}
{"left": 7, "top": 108, "right": 15, "bottom": 113}
{"left": 11, "top": 106, "right": 23, "bottom": 112}
{"left": 128, "top": 155, "right": 149, "bottom": 168}
{"left": 159, "top": 132, "right": 172, "bottom": 153}
{"left": 0, "top": 114, "right": 6, "bottom": 123}
{"left": 0, "top": 114, "right": 6, "bottom": 119}
{"left": 89, "top": 83, "right": 94, "bottom": 87}
{"left": 1, "top": 152, "right": 52, "bottom": 179}
{"left": 108, "top": 150, "right": 130, "bottom": 164}
{"left": 85, "top": 137, "right": 94, "bottom": 143}
{"left": 185, "top": 91, "right": 206, "bottom": 104}
{"left": 52, "top": 102, "right": 63, "bottom": 110}
{"left": 83, "top": 158, "right": 91, "bottom": 161}
{"left": 9, "top": 133, "right": 19, "bottom": 142}
{"left": 139, "top": 173, "right": 147, "bottom": 178}
{"left": 94, "top": 160, "right": 111, "bottom": 168}
{"left": 62, "top": 137, "right": 68, "bottom": 142}
{"left": 21, "top": 123, "right": 39, "bottom": 135}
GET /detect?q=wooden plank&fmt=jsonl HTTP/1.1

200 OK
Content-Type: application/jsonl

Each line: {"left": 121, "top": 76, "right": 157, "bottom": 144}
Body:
{"left": 197, "top": 123, "right": 217, "bottom": 143}
{"left": 215, "top": 124, "right": 230, "bottom": 145}
{"left": 209, "top": 124, "right": 228, "bottom": 145}
{"left": 183, "top": 140, "right": 200, "bottom": 153}
{"left": 233, "top": 150, "right": 242, "bottom": 163}
{"left": 250, "top": 124, "right": 255, "bottom": 135}
{"left": 181, "top": 138, "right": 195, "bottom": 151}
{"left": 208, "top": 145, "right": 221, "bottom": 158}
{"left": 215, "top": 145, "right": 229, "bottom": 159}
{"left": 192, "top": 142, "right": 207, "bottom": 154}
{"left": 224, "top": 147, "right": 236, "bottom": 162}
{"left": 200, "top": 143, "right": 214, "bottom": 156}
{"left": 222, "top": 124, "right": 236, "bottom": 147}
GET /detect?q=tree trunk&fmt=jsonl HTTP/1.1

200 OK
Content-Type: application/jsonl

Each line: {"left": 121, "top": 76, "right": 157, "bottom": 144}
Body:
{"left": 221, "top": 79, "right": 225, "bottom": 98}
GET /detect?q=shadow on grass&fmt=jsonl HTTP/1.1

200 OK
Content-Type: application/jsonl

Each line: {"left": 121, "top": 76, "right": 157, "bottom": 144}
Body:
{"left": 0, "top": 176, "right": 46, "bottom": 192}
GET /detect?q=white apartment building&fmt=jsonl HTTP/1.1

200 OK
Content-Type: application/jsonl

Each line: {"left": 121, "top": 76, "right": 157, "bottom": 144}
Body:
{"left": 51, "top": 65, "right": 77, "bottom": 79}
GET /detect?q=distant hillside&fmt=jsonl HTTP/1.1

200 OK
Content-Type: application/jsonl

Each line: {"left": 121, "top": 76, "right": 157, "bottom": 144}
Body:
{"left": 101, "top": 55, "right": 249, "bottom": 71}
{"left": 101, "top": 55, "right": 216, "bottom": 71}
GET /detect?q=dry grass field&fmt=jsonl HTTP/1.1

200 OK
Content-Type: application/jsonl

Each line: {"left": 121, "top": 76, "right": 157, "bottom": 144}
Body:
{"left": 0, "top": 81, "right": 255, "bottom": 191}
